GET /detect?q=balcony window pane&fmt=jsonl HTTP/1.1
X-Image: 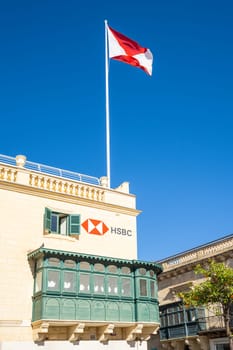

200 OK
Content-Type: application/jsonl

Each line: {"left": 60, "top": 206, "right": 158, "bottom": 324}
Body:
{"left": 48, "top": 258, "right": 60, "bottom": 267}
{"left": 64, "top": 259, "right": 76, "bottom": 269}
{"left": 35, "top": 271, "right": 42, "bottom": 292}
{"left": 94, "top": 263, "right": 105, "bottom": 272}
{"left": 121, "top": 266, "right": 131, "bottom": 274}
{"left": 36, "top": 259, "right": 43, "bottom": 269}
{"left": 216, "top": 344, "right": 230, "bottom": 350}
{"left": 94, "top": 275, "right": 105, "bottom": 293}
{"left": 149, "top": 270, "right": 155, "bottom": 277}
{"left": 63, "top": 271, "right": 76, "bottom": 292}
{"left": 121, "top": 278, "right": 131, "bottom": 296}
{"left": 150, "top": 280, "right": 156, "bottom": 298}
{"left": 179, "top": 311, "right": 184, "bottom": 323}
{"left": 79, "top": 261, "right": 90, "bottom": 270}
{"left": 139, "top": 279, "right": 147, "bottom": 296}
{"left": 108, "top": 265, "right": 118, "bottom": 274}
{"left": 108, "top": 276, "right": 118, "bottom": 294}
{"left": 47, "top": 270, "right": 60, "bottom": 291}
{"left": 79, "top": 273, "right": 90, "bottom": 293}
{"left": 160, "top": 315, "right": 166, "bottom": 327}
{"left": 139, "top": 268, "right": 147, "bottom": 276}
{"left": 167, "top": 306, "right": 175, "bottom": 313}
{"left": 186, "top": 309, "right": 196, "bottom": 322}
{"left": 174, "top": 313, "right": 179, "bottom": 324}
{"left": 168, "top": 314, "right": 174, "bottom": 326}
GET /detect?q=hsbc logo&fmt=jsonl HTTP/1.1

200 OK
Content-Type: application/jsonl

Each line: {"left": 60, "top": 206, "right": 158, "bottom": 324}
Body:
{"left": 82, "top": 218, "right": 133, "bottom": 237}
{"left": 82, "top": 219, "right": 109, "bottom": 236}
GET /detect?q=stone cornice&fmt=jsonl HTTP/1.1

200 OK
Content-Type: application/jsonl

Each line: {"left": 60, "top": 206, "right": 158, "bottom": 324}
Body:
{"left": 158, "top": 249, "right": 233, "bottom": 280}
{"left": 157, "top": 235, "right": 233, "bottom": 275}
{"left": 0, "top": 162, "right": 140, "bottom": 213}
{"left": 0, "top": 180, "right": 141, "bottom": 216}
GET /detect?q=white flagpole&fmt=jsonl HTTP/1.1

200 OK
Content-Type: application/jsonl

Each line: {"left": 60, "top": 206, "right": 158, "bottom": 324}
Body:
{"left": 104, "top": 19, "right": 111, "bottom": 188}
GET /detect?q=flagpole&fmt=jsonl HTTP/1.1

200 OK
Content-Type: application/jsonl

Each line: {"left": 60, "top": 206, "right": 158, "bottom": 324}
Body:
{"left": 104, "top": 19, "right": 111, "bottom": 188}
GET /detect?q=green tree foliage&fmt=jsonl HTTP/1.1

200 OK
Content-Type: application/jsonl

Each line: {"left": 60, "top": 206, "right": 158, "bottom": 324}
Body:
{"left": 179, "top": 260, "right": 233, "bottom": 350}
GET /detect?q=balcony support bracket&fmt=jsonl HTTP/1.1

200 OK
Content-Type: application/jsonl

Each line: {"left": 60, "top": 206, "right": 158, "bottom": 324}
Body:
{"left": 69, "top": 323, "right": 85, "bottom": 342}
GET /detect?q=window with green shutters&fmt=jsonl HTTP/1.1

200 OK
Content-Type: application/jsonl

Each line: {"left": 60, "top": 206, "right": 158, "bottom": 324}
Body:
{"left": 44, "top": 208, "right": 80, "bottom": 236}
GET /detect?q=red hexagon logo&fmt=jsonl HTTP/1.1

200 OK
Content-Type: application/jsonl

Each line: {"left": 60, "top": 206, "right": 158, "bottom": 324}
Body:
{"left": 82, "top": 219, "right": 109, "bottom": 235}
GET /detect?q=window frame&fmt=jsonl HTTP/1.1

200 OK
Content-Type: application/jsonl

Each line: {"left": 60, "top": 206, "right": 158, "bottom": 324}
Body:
{"left": 139, "top": 278, "right": 148, "bottom": 297}
{"left": 44, "top": 208, "right": 80, "bottom": 236}
{"left": 62, "top": 270, "right": 77, "bottom": 294}
{"left": 121, "top": 276, "right": 132, "bottom": 297}
{"left": 47, "top": 269, "right": 61, "bottom": 293}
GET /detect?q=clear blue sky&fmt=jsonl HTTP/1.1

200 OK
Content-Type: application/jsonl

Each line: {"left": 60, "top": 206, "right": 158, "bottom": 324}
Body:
{"left": 1, "top": 0, "right": 233, "bottom": 261}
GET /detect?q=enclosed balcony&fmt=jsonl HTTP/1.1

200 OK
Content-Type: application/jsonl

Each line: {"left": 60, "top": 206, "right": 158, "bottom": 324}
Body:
{"left": 159, "top": 302, "right": 206, "bottom": 340}
{"left": 28, "top": 247, "right": 162, "bottom": 342}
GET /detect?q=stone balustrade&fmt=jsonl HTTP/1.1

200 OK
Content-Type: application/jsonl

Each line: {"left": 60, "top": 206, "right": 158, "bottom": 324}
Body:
{"left": 0, "top": 166, "right": 17, "bottom": 182}
{"left": 29, "top": 173, "right": 105, "bottom": 201}
{"left": 0, "top": 154, "right": 137, "bottom": 207}
{"left": 0, "top": 164, "right": 105, "bottom": 202}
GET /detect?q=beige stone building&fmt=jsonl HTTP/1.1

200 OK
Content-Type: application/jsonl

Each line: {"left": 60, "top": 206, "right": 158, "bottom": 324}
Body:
{"left": 0, "top": 154, "right": 162, "bottom": 350}
{"left": 149, "top": 234, "right": 233, "bottom": 350}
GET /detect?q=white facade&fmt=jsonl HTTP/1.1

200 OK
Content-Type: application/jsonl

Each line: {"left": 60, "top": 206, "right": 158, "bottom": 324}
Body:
{"left": 0, "top": 154, "right": 161, "bottom": 350}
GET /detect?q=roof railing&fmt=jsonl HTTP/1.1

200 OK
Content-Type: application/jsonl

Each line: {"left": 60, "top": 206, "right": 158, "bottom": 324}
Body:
{"left": 0, "top": 154, "right": 100, "bottom": 186}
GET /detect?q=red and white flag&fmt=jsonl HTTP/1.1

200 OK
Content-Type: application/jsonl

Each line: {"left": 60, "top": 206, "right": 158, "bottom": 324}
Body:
{"left": 107, "top": 25, "right": 153, "bottom": 76}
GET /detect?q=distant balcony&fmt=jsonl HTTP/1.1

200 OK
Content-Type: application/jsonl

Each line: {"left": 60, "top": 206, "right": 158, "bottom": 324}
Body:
{"left": 159, "top": 302, "right": 206, "bottom": 340}
{"left": 160, "top": 321, "right": 205, "bottom": 340}
{"left": 159, "top": 303, "right": 233, "bottom": 341}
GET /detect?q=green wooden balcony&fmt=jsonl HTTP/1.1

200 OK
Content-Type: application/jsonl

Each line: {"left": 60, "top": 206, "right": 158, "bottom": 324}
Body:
{"left": 28, "top": 247, "right": 162, "bottom": 342}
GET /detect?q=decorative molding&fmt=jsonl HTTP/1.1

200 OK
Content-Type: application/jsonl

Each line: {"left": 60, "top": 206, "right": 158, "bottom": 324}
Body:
{"left": 159, "top": 236, "right": 233, "bottom": 274}
{"left": 27, "top": 246, "right": 163, "bottom": 272}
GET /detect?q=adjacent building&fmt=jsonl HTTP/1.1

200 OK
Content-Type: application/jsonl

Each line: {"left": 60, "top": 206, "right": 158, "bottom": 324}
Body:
{"left": 149, "top": 234, "right": 233, "bottom": 350}
{"left": 0, "top": 154, "right": 162, "bottom": 350}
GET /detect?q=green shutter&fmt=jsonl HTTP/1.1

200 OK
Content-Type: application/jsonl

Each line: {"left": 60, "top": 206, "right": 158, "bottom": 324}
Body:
{"left": 44, "top": 208, "right": 52, "bottom": 232}
{"left": 69, "top": 215, "right": 80, "bottom": 235}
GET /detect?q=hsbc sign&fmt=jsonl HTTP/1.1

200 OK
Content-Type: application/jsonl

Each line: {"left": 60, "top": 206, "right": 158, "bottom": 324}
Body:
{"left": 110, "top": 227, "right": 132, "bottom": 236}
{"left": 82, "top": 218, "right": 133, "bottom": 237}
{"left": 82, "top": 219, "right": 108, "bottom": 236}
